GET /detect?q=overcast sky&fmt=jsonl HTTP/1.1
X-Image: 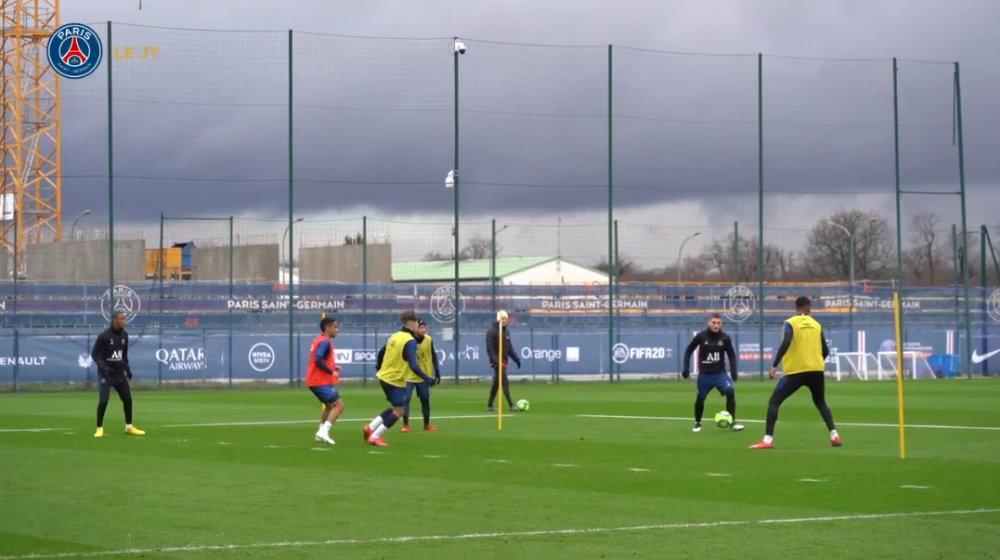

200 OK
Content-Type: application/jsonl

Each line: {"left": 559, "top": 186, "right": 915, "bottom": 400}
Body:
{"left": 57, "top": 0, "right": 1000, "bottom": 269}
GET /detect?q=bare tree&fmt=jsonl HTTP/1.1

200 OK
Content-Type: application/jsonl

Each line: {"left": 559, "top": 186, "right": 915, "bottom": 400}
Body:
{"left": 423, "top": 236, "right": 504, "bottom": 262}
{"left": 903, "top": 213, "right": 944, "bottom": 284}
{"left": 699, "top": 233, "right": 789, "bottom": 282}
{"left": 423, "top": 250, "right": 452, "bottom": 261}
{"left": 801, "top": 210, "right": 894, "bottom": 281}
{"left": 458, "top": 235, "right": 498, "bottom": 260}
{"left": 594, "top": 254, "right": 637, "bottom": 280}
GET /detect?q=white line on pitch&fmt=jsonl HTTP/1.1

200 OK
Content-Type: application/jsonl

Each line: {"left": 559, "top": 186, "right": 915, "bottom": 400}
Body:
{"left": 161, "top": 415, "right": 500, "bottom": 428}
{"left": 0, "top": 427, "right": 74, "bottom": 433}
{"left": 2, "top": 508, "right": 997, "bottom": 560}
{"left": 628, "top": 468, "right": 651, "bottom": 472}
{"left": 578, "top": 414, "right": 1000, "bottom": 432}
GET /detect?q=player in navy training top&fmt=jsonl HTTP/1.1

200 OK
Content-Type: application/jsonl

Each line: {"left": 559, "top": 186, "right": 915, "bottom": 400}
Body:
{"left": 682, "top": 313, "right": 744, "bottom": 432}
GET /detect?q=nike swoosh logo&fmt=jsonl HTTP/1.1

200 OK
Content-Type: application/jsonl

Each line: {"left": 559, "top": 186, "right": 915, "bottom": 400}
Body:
{"left": 972, "top": 349, "right": 1000, "bottom": 364}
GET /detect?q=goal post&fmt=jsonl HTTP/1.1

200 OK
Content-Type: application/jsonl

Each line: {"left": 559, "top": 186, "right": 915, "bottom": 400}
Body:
{"left": 833, "top": 352, "right": 878, "bottom": 381}
{"left": 877, "top": 351, "right": 935, "bottom": 380}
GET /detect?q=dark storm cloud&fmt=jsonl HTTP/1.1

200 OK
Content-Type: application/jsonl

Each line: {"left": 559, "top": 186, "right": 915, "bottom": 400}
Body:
{"left": 61, "top": 0, "right": 1000, "bottom": 221}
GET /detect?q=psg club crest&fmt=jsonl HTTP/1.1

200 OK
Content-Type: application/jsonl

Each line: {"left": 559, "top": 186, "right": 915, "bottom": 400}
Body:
{"left": 47, "top": 23, "right": 103, "bottom": 79}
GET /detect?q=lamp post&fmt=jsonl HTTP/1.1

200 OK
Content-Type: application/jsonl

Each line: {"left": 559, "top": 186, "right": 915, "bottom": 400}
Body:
{"left": 282, "top": 217, "right": 304, "bottom": 284}
{"left": 70, "top": 209, "right": 91, "bottom": 240}
{"left": 677, "top": 232, "right": 701, "bottom": 284}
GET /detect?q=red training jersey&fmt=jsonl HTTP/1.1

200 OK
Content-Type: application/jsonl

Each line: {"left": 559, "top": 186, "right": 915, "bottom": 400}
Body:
{"left": 306, "top": 334, "right": 338, "bottom": 387}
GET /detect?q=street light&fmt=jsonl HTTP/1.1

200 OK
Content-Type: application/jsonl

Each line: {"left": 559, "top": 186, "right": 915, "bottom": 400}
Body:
{"left": 282, "top": 218, "right": 304, "bottom": 284}
{"left": 677, "top": 232, "right": 701, "bottom": 284}
{"left": 70, "top": 209, "right": 91, "bottom": 240}
{"left": 827, "top": 217, "right": 879, "bottom": 285}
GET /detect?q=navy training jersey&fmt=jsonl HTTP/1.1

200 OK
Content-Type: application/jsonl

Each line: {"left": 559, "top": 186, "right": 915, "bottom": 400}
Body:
{"left": 684, "top": 330, "right": 737, "bottom": 376}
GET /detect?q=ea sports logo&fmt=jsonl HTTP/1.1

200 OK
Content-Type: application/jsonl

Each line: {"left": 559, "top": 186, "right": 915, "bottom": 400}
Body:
{"left": 248, "top": 343, "right": 275, "bottom": 372}
{"left": 47, "top": 23, "right": 103, "bottom": 79}
{"left": 429, "top": 285, "right": 464, "bottom": 323}
{"left": 612, "top": 343, "right": 630, "bottom": 364}
{"left": 101, "top": 285, "right": 140, "bottom": 322}
{"left": 723, "top": 285, "right": 755, "bottom": 323}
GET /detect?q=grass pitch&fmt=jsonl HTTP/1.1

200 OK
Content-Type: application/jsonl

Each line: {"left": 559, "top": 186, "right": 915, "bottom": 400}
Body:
{"left": 2, "top": 379, "right": 1000, "bottom": 559}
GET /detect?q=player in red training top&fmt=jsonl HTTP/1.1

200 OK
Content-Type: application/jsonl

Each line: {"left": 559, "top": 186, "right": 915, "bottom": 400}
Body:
{"left": 307, "top": 316, "right": 343, "bottom": 444}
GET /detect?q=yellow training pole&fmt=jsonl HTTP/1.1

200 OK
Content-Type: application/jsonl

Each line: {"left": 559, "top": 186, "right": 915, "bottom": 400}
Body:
{"left": 498, "top": 310, "right": 504, "bottom": 431}
{"left": 893, "top": 292, "right": 906, "bottom": 459}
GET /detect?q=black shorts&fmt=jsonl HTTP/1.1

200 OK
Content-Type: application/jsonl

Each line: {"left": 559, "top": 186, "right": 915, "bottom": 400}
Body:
{"left": 771, "top": 371, "right": 825, "bottom": 403}
{"left": 98, "top": 375, "right": 131, "bottom": 402}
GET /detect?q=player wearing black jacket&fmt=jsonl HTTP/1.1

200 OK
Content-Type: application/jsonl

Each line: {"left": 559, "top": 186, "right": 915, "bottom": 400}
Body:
{"left": 681, "top": 313, "right": 743, "bottom": 433}
{"left": 91, "top": 311, "right": 145, "bottom": 437}
{"left": 486, "top": 311, "right": 521, "bottom": 412}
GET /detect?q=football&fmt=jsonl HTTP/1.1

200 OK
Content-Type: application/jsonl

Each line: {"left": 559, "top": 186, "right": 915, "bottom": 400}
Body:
{"left": 516, "top": 399, "right": 530, "bottom": 412}
{"left": 714, "top": 411, "right": 732, "bottom": 428}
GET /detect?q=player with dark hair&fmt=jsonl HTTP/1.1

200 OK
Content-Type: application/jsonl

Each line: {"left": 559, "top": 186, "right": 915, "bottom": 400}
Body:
{"left": 682, "top": 313, "right": 743, "bottom": 432}
{"left": 486, "top": 310, "right": 520, "bottom": 412}
{"left": 750, "top": 296, "right": 842, "bottom": 449}
{"left": 402, "top": 320, "right": 441, "bottom": 433}
{"left": 364, "top": 311, "right": 436, "bottom": 447}
{"left": 307, "top": 316, "right": 343, "bottom": 444}
{"left": 92, "top": 311, "right": 145, "bottom": 437}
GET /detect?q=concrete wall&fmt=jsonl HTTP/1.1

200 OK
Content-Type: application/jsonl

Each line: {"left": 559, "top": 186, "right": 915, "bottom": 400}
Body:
{"left": 24, "top": 240, "right": 145, "bottom": 282}
{"left": 299, "top": 243, "right": 392, "bottom": 283}
{"left": 192, "top": 244, "right": 279, "bottom": 282}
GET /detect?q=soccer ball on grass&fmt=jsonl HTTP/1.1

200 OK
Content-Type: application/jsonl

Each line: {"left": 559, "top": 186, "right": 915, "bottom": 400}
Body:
{"left": 516, "top": 399, "right": 530, "bottom": 412}
{"left": 714, "top": 411, "right": 732, "bottom": 428}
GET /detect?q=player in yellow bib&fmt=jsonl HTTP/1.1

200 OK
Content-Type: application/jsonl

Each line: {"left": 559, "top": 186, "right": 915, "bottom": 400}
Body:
{"left": 363, "top": 311, "right": 435, "bottom": 447}
{"left": 750, "top": 296, "right": 842, "bottom": 450}
{"left": 402, "top": 320, "right": 441, "bottom": 433}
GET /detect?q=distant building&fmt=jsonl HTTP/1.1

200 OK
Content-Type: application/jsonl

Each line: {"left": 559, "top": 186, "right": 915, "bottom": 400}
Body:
{"left": 392, "top": 256, "right": 609, "bottom": 285}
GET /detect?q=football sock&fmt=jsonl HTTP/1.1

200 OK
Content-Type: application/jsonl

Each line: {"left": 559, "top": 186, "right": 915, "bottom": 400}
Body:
{"left": 831, "top": 429, "right": 839, "bottom": 440}
{"left": 421, "top": 397, "right": 431, "bottom": 426}
{"left": 97, "top": 402, "right": 109, "bottom": 428}
{"left": 382, "top": 410, "right": 399, "bottom": 429}
{"left": 321, "top": 421, "right": 332, "bottom": 433}
{"left": 694, "top": 397, "right": 705, "bottom": 423}
{"left": 725, "top": 392, "right": 736, "bottom": 422}
{"left": 123, "top": 399, "right": 133, "bottom": 425}
{"left": 368, "top": 415, "right": 384, "bottom": 432}
{"left": 763, "top": 435, "right": 773, "bottom": 444}
{"left": 402, "top": 415, "right": 410, "bottom": 427}
{"left": 817, "top": 403, "right": 837, "bottom": 432}
{"left": 126, "top": 424, "right": 133, "bottom": 430}
{"left": 373, "top": 424, "right": 389, "bottom": 439}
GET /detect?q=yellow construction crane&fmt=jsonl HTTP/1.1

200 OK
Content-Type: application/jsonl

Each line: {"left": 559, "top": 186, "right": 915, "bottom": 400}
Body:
{"left": 1, "top": 0, "right": 62, "bottom": 264}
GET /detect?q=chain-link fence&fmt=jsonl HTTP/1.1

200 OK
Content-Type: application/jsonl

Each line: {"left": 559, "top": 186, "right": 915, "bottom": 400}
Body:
{"left": 1, "top": 23, "right": 997, "bottom": 391}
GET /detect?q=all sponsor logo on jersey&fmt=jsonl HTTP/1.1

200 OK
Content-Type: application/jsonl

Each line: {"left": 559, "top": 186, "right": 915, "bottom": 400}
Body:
{"left": 611, "top": 343, "right": 668, "bottom": 364}
{"left": 248, "top": 343, "right": 275, "bottom": 372}
{"left": 156, "top": 347, "right": 207, "bottom": 371}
